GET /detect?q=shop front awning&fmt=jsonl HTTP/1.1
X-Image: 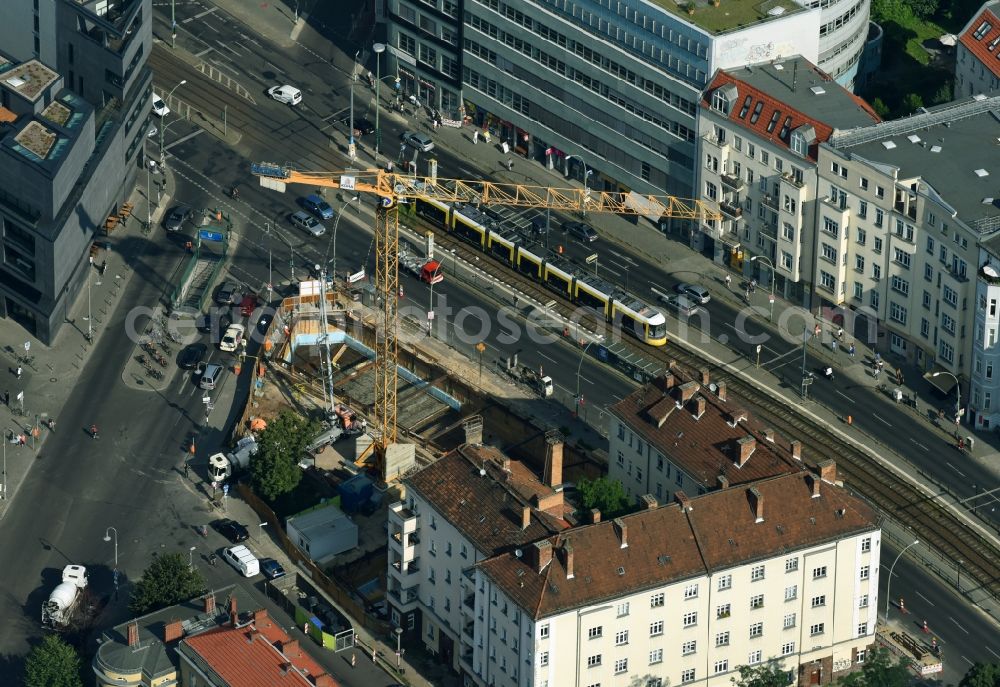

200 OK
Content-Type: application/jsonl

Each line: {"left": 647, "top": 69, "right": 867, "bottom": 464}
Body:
{"left": 923, "top": 368, "right": 959, "bottom": 394}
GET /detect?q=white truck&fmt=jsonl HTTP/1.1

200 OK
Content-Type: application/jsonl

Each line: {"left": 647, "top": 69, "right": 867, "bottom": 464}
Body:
{"left": 208, "top": 436, "right": 258, "bottom": 483}
{"left": 502, "top": 354, "right": 553, "bottom": 398}
{"left": 42, "top": 565, "right": 89, "bottom": 629}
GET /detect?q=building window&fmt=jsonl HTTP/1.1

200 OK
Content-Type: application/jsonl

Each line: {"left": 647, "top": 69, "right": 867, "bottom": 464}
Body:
{"left": 856, "top": 255, "right": 865, "bottom": 272}
{"left": 684, "top": 584, "right": 699, "bottom": 599}
{"left": 540, "top": 652, "right": 549, "bottom": 667}
{"left": 617, "top": 602, "right": 630, "bottom": 617}
{"left": 785, "top": 585, "right": 798, "bottom": 601}
{"left": 540, "top": 624, "right": 549, "bottom": 638}
{"left": 784, "top": 613, "right": 796, "bottom": 628}
{"left": 714, "top": 660, "right": 730, "bottom": 674}
{"left": 870, "top": 291, "right": 880, "bottom": 310}
{"left": 785, "top": 557, "right": 798, "bottom": 572}
{"left": 716, "top": 631, "right": 731, "bottom": 646}
{"left": 859, "top": 594, "right": 869, "bottom": 608}
{"left": 856, "top": 228, "right": 867, "bottom": 246}
{"left": 861, "top": 537, "right": 872, "bottom": 552}
{"left": 889, "top": 302, "right": 908, "bottom": 325}
{"left": 811, "top": 595, "right": 826, "bottom": 608}
{"left": 781, "top": 641, "right": 796, "bottom": 656}
{"left": 749, "top": 622, "right": 763, "bottom": 638}
{"left": 891, "top": 275, "right": 909, "bottom": 295}
{"left": 751, "top": 594, "right": 764, "bottom": 609}
{"left": 813, "top": 566, "right": 828, "bottom": 579}
{"left": 748, "top": 650, "right": 762, "bottom": 664}
{"left": 820, "top": 271, "right": 836, "bottom": 291}
{"left": 615, "top": 659, "right": 628, "bottom": 674}
{"left": 683, "top": 612, "right": 698, "bottom": 627}
{"left": 615, "top": 630, "right": 629, "bottom": 646}
{"left": 858, "top": 650, "right": 867, "bottom": 664}
{"left": 682, "top": 640, "right": 697, "bottom": 655}
{"left": 854, "top": 282, "right": 864, "bottom": 300}
{"left": 587, "top": 654, "right": 602, "bottom": 668}
{"left": 650, "top": 648, "right": 663, "bottom": 664}
{"left": 650, "top": 620, "right": 663, "bottom": 636}
{"left": 712, "top": 89, "right": 731, "bottom": 114}
{"left": 821, "top": 243, "right": 838, "bottom": 263}
{"left": 810, "top": 623, "right": 826, "bottom": 636}
{"left": 588, "top": 626, "right": 603, "bottom": 639}
{"left": 823, "top": 217, "right": 839, "bottom": 237}
{"left": 860, "top": 565, "right": 870, "bottom": 580}
{"left": 650, "top": 593, "right": 665, "bottom": 607}
{"left": 717, "top": 603, "right": 731, "bottom": 619}
{"left": 893, "top": 248, "right": 911, "bottom": 269}
{"left": 682, "top": 669, "right": 696, "bottom": 683}
{"left": 718, "top": 574, "right": 732, "bottom": 591}
{"left": 874, "top": 209, "right": 884, "bottom": 228}
{"left": 751, "top": 565, "right": 765, "bottom": 581}
{"left": 872, "top": 264, "right": 881, "bottom": 280}
{"left": 858, "top": 622, "right": 869, "bottom": 636}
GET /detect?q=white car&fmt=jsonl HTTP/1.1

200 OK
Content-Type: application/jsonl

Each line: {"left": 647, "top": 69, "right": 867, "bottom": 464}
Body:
{"left": 267, "top": 85, "right": 303, "bottom": 106}
{"left": 290, "top": 210, "right": 326, "bottom": 237}
{"left": 151, "top": 94, "right": 169, "bottom": 117}
{"left": 219, "top": 323, "right": 245, "bottom": 352}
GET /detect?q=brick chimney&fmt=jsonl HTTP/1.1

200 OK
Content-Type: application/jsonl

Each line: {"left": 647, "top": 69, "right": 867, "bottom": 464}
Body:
{"left": 533, "top": 540, "right": 553, "bottom": 573}
{"left": 661, "top": 372, "right": 676, "bottom": 390}
{"left": 736, "top": 435, "right": 757, "bottom": 466}
{"left": 729, "top": 409, "right": 748, "bottom": 426}
{"left": 818, "top": 458, "right": 837, "bottom": 483}
{"left": 790, "top": 440, "right": 802, "bottom": 460}
{"left": 521, "top": 505, "right": 531, "bottom": 530}
{"left": 717, "top": 474, "right": 730, "bottom": 489}
{"left": 640, "top": 494, "right": 658, "bottom": 510}
{"left": 281, "top": 639, "right": 300, "bottom": 656}
{"left": 691, "top": 395, "right": 706, "bottom": 418}
{"left": 164, "top": 619, "right": 183, "bottom": 643}
{"left": 677, "top": 381, "right": 699, "bottom": 403}
{"left": 562, "top": 541, "right": 575, "bottom": 579}
{"left": 809, "top": 474, "right": 822, "bottom": 498}
{"left": 127, "top": 621, "right": 139, "bottom": 648}
{"left": 204, "top": 594, "right": 216, "bottom": 615}
{"left": 253, "top": 609, "right": 268, "bottom": 625}
{"left": 590, "top": 508, "right": 601, "bottom": 524}
{"left": 762, "top": 428, "right": 775, "bottom": 442}
{"left": 613, "top": 517, "right": 628, "bottom": 548}
{"left": 314, "top": 674, "right": 337, "bottom": 687}
{"left": 716, "top": 380, "right": 727, "bottom": 402}
{"left": 700, "top": 367, "right": 710, "bottom": 385}
{"left": 229, "top": 595, "right": 238, "bottom": 627}
{"left": 748, "top": 487, "right": 764, "bottom": 523}
{"left": 674, "top": 490, "right": 692, "bottom": 512}
{"left": 544, "top": 439, "right": 563, "bottom": 487}
{"left": 463, "top": 415, "right": 484, "bottom": 445}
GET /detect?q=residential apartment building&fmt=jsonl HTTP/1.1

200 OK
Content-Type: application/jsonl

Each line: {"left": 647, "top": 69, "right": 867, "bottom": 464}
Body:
{"left": 971, "top": 234, "right": 1000, "bottom": 430}
{"left": 0, "top": 0, "right": 152, "bottom": 342}
{"left": 608, "top": 369, "right": 805, "bottom": 505}
{"left": 815, "top": 95, "right": 1000, "bottom": 379}
{"left": 385, "top": 0, "right": 877, "bottom": 198}
{"left": 387, "top": 440, "right": 570, "bottom": 673}
{"left": 956, "top": 1, "right": 1000, "bottom": 98}
{"left": 473, "top": 467, "right": 879, "bottom": 687}
{"left": 696, "top": 57, "right": 879, "bottom": 304}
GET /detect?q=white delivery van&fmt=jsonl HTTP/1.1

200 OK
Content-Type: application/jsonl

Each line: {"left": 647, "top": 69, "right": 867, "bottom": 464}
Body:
{"left": 222, "top": 545, "right": 260, "bottom": 577}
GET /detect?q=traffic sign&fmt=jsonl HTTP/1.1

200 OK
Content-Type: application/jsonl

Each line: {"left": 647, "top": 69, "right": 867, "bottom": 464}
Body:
{"left": 23, "top": 341, "right": 30, "bottom": 352}
{"left": 769, "top": 295, "right": 775, "bottom": 303}
{"left": 199, "top": 230, "right": 224, "bottom": 242}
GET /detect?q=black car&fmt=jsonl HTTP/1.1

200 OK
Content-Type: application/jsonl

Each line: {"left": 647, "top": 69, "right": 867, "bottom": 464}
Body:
{"left": 213, "top": 518, "right": 249, "bottom": 543}
{"left": 177, "top": 343, "right": 208, "bottom": 369}
{"left": 563, "top": 221, "right": 598, "bottom": 242}
{"left": 164, "top": 205, "right": 191, "bottom": 232}
{"left": 352, "top": 118, "right": 375, "bottom": 135}
{"left": 196, "top": 309, "right": 234, "bottom": 334}
{"left": 260, "top": 558, "right": 286, "bottom": 580}
{"left": 216, "top": 281, "right": 241, "bottom": 306}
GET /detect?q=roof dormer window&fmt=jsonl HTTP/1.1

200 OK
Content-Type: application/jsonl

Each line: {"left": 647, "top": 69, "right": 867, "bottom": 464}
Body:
{"left": 974, "top": 20, "right": 992, "bottom": 40}
{"left": 712, "top": 84, "right": 738, "bottom": 115}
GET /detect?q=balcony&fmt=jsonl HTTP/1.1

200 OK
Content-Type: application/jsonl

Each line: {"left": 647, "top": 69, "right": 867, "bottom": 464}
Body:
{"left": 761, "top": 194, "right": 779, "bottom": 210}
{"left": 721, "top": 173, "right": 744, "bottom": 191}
{"left": 464, "top": 621, "right": 475, "bottom": 639}
{"left": 720, "top": 201, "right": 743, "bottom": 219}
{"left": 388, "top": 587, "right": 420, "bottom": 607}
{"left": 390, "top": 558, "right": 421, "bottom": 582}
{"left": 701, "top": 132, "right": 729, "bottom": 152}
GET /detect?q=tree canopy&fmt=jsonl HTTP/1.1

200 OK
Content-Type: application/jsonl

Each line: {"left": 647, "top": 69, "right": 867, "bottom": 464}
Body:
{"left": 839, "top": 647, "right": 911, "bottom": 687}
{"left": 960, "top": 663, "right": 1000, "bottom": 687}
{"left": 732, "top": 662, "right": 791, "bottom": 687}
{"left": 129, "top": 552, "right": 206, "bottom": 615}
{"left": 577, "top": 476, "right": 630, "bottom": 519}
{"left": 23, "top": 635, "right": 83, "bottom": 687}
{"left": 251, "top": 410, "right": 318, "bottom": 500}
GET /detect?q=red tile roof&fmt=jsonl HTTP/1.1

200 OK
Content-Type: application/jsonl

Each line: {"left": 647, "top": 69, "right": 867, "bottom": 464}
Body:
{"left": 477, "top": 470, "right": 877, "bottom": 619}
{"left": 959, "top": 6, "right": 1000, "bottom": 80}
{"left": 610, "top": 373, "right": 804, "bottom": 488}
{"left": 702, "top": 65, "right": 880, "bottom": 162}
{"left": 182, "top": 609, "right": 332, "bottom": 687}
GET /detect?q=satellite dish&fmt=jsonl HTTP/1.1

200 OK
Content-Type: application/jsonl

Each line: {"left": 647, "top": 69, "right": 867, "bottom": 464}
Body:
{"left": 515, "top": 549, "right": 523, "bottom": 558}
{"left": 479, "top": 468, "right": 487, "bottom": 477}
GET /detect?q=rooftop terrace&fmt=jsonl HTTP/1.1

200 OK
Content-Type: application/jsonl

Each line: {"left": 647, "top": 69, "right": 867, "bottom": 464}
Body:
{"left": 647, "top": 0, "right": 806, "bottom": 34}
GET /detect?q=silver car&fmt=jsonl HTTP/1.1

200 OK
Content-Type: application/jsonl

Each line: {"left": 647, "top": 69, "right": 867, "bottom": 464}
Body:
{"left": 290, "top": 210, "right": 326, "bottom": 237}
{"left": 402, "top": 131, "right": 435, "bottom": 152}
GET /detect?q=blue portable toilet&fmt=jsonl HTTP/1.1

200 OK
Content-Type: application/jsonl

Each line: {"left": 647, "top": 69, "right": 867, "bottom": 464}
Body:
{"left": 338, "top": 473, "right": 374, "bottom": 514}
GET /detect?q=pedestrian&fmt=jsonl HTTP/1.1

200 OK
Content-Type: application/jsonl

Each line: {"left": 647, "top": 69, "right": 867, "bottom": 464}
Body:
{"left": 848, "top": 343, "right": 856, "bottom": 357}
{"left": 750, "top": 278, "right": 757, "bottom": 293}
{"left": 184, "top": 462, "right": 190, "bottom": 478}
{"left": 725, "top": 274, "right": 732, "bottom": 289}
{"left": 831, "top": 339, "right": 838, "bottom": 352}
{"left": 15, "top": 366, "right": 22, "bottom": 379}
{"left": 744, "top": 288, "right": 751, "bottom": 303}
{"left": 473, "top": 130, "right": 478, "bottom": 144}
{"left": 2, "top": 390, "right": 7, "bottom": 406}
{"left": 813, "top": 324, "right": 821, "bottom": 337}
{"left": 836, "top": 326, "right": 844, "bottom": 338}
{"left": 506, "top": 158, "right": 513, "bottom": 171}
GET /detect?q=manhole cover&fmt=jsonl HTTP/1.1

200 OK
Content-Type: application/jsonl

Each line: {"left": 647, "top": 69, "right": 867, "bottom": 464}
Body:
{"left": 49, "top": 377, "right": 57, "bottom": 382}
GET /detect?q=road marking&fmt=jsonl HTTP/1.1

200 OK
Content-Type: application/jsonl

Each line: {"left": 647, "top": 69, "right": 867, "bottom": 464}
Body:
{"left": 950, "top": 617, "right": 970, "bottom": 634}
{"left": 987, "top": 646, "right": 1000, "bottom": 661}
{"left": 835, "top": 390, "right": 853, "bottom": 403}
{"left": 963, "top": 655, "right": 975, "bottom": 666}
{"left": 872, "top": 413, "right": 891, "bottom": 426}
{"left": 606, "top": 248, "right": 638, "bottom": 266}
{"left": 909, "top": 439, "right": 929, "bottom": 451}
{"left": 215, "top": 40, "right": 241, "bottom": 56}
{"left": 538, "top": 352, "right": 559, "bottom": 365}
{"left": 579, "top": 376, "right": 594, "bottom": 385}
{"left": 606, "top": 257, "right": 629, "bottom": 271}
{"left": 915, "top": 591, "right": 934, "bottom": 605}
{"left": 194, "top": 47, "right": 214, "bottom": 58}
{"left": 947, "top": 462, "right": 967, "bottom": 478}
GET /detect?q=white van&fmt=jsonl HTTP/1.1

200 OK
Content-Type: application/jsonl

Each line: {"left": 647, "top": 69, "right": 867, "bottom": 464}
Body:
{"left": 222, "top": 545, "right": 260, "bottom": 577}
{"left": 267, "top": 84, "right": 302, "bottom": 106}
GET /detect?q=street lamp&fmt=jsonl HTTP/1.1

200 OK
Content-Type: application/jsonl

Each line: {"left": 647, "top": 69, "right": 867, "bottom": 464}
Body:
{"left": 103, "top": 527, "right": 119, "bottom": 570}
{"left": 575, "top": 339, "right": 598, "bottom": 417}
{"left": 565, "top": 155, "right": 593, "bottom": 217}
{"left": 750, "top": 255, "right": 776, "bottom": 321}
{"left": 325, "top": 195, "right": 362, "bottom": 282}
{"left": 158, "top": 79, "right": 187, "bottom": 165}
{"left": 349, "top": 50, "right": 359, "bottom": 161}
{"left": 373, "top": 43, "right": 386, "bottom": 162}
{"left": 85, "top": 255, "right": 94, "bottom": 342}
{"left": 957, "top": 558, "right": 964, "bottom": 593}
{"left": 394, "top": 626, "right": 403, "bottom": 670}
{"left": 189, "top": 546, "right": 196, "bottom": 569}
{"left": 931, "top": 371, "right": 961, "bottom": 423}
{"left": 884, "top": 539, "right": 919, "bottom": 624}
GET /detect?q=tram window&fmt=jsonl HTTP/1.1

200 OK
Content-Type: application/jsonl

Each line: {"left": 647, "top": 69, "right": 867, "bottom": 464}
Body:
{"left": 416, "top": 200, "right": 446, "bottom": 226}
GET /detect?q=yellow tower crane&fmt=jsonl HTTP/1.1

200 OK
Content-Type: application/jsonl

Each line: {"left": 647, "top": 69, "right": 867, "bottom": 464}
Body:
{"left": 250, "top": 163, "right": 720, "bottom": 480}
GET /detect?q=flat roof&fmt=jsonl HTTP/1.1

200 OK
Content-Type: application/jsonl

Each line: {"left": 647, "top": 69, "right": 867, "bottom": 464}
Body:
{"left": 1, "top": 59, "right": 59, "bottom": 102}
{"left": 645, "top": 0, "right": 806, "bottom": 35}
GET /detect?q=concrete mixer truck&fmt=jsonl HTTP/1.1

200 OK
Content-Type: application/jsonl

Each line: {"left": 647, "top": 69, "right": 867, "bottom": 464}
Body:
{"left": 42, "top": 564, "right": 89, "bottom": 629}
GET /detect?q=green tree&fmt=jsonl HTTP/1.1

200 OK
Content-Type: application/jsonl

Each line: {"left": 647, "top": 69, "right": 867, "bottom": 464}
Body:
{"left": 931, "top": 82, "right": 953, "bottom": 105}
{"left": 23, "top": 635, "right": 83, "bottom": 687}
{"left": 251, "top": 410, "right": 318, "bottom": 500}
{"left": 870, "top": 0, "right": 912, "bottom": 23}
{"left": 960, "top": 663, "right": 1000, "bottom": 687}
{"left": 872, "top": 98, "right": 890, "bottom": 118}
{"left": 129, "top": 553, "right": 206, "bottom": 615}
{"left": 732, "top": 662, "right": 790, "bottom": 687}
{"left": 839, "top": 647, "right": 911, "bottom": 687}
{"left": 905, "top": 0, "right": 938, "bottom": 18}
{"left": 900, "top": 92, "right": 924, "bottom": 115}
{"left": 577, "top": 476, "right": 630, "bottom": 519}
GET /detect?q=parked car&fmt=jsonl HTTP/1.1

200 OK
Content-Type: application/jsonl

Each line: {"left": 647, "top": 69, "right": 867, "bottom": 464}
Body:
{"left": 401, "top": 130, "right": 434, "bottom": 152}
{"left": 260, "top": 558, "right": 286, "bottom": 580}
{"left": 675, "top": 282, "right": 711, "bottom": 304}
{"left": 219, "top": 323, "right": 245, "bottom": 352}
{"left": 301, "top": 194, "right": 334, "bottom": 220}
{"left": 213, "top": 519, "right": 249, "bottom": 543}
{"left": 267, "top": 84, "right": 302, "bottom": 105}
{"left": 164, "top": 205, "right": 191, "bottom": 232}
{"left": 196, "top": 309, "right": 233, "bottom": 334}
{"left": 290, "top": 210, "right": 326, "bottom": 237}
{"left": 177, "top": 343, "right": 208, "bottom": 370}
{"left": 151, "top": 94, "right": 169, "bottom": 117}
{"left": 563, "top": 221, "right": 598, "bottom": 243}
{"left": 239, "top": 293, "right": 259, "bottom": 318}
{"left": 216, "top": 281, "right": 241, "bottom": 306}
{"left": 223, "top": 545, "right": 260, "bottom": 577}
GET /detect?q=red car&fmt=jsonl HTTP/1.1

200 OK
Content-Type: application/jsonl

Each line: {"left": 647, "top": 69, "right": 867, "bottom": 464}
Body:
{"left": 240, "top": 294, "right": 259, "bottom": 317}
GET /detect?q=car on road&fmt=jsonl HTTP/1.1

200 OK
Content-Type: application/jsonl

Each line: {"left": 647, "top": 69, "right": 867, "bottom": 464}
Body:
{"left": 239, "top": 293, "right": 259, "bottom": 318}
{"left": 267, "top": 84, "right": 302, "bottom": 106}
{"left": 348, "top": 117, "right": 375, "bottom": 136}
{"left": 301, "top": 193, "right": 334, "bottom": 220}
{"left": 219, "top": 323, "right": 245, "bottom": 352}
{"left": 401, "top": 130, "right": 434, "bottom": 152}
{"left": 216, "top": 281, "right": 241, "bottom": 306}
{"left": 151, "top": 94, "right": 169, "bottom": 117}
{"left": 563, "top": 221, "right": 598, "bottom": 243}
{"left": 290, "top": 210, "right": 326, "bottom": 237}
{"left": 177, "top": 343, "right": 208, "bottom": 370}
{"left": 196, "top": 309, "right": 233, "bottom": 334}
{"left": 164, "top": 205, "right": 191, "bottom": 232}
{"left": 213, "top": 519, "right": 249, "bottom": 543}
{"left": 661, "top": 294, "right": 700, "bottom": 317}
{"left": 675, "top": 283, "right": 711, "bottom": 304}
{"left": 260, "top": 558, "right": 286, "bottom": 580}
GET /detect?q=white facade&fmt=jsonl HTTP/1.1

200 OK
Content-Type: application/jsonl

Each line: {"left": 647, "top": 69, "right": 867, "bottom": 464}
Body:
{"left": 710, "top": 13, "right": 821, "bottom": 72}
{"left": 472, "top": 531, "right": 879, "bottom": 687}
{"left": 970, "top": 247, "right": 1000, "bottom": 429}
{"left": 608, "top": 413, "right": 705, "bottom": 505}
{"left": 813, "top": 0, "right": 872, "bottom": 86}
{"left": 954, "top": 3, "right": 1000, "bottom": 98}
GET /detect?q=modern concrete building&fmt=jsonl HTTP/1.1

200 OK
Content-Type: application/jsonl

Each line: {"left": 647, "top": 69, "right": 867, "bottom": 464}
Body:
{"left": 695, "top": 56, "right": 879, "bottom": 304}
{"left": 286, "top": 503, "right": 359, "bottom": 563}
{"left": 817, "top": 95, "right": 1000, "bottom": 380}
{"left": 0, "top": 0, "right": 152, "bottom": 342}
{"left": 955, "top": 1, "right": 1000, "bottom": 98}
{"left": 384, "top": 0, "right": 876, "bottom": 199}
